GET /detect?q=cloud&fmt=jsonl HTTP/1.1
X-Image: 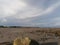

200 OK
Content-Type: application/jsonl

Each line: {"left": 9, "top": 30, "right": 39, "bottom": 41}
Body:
{"left": 53, "top": 17, "right": 60, "bottom": 21}
{"left": 0, "top": 0, "right": 60, "bottom": 19}
{"left": 0, "top": 0, "right": 60, "bottom": 27}
{"left": 15, "top": 7, "right": 43, "bottom": 19}
{"left": 1, "top": 19, "right": 7, "bottom": 23}
{"left": 14, "top": 1, "right": 60, "bottom": 19}
{"left": 0, "top": 0, "right": 27, "bottom": 18}
{"left": 43, "top": 2, "right": 60, "bottom": 14}
{"left": 51, "top": 17, "right": 60, "bottom": 26}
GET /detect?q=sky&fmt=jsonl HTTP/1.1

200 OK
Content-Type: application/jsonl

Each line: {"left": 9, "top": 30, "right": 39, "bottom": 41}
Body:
{"left": 0, "top": 0, "right": 60, "bottom": 27}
